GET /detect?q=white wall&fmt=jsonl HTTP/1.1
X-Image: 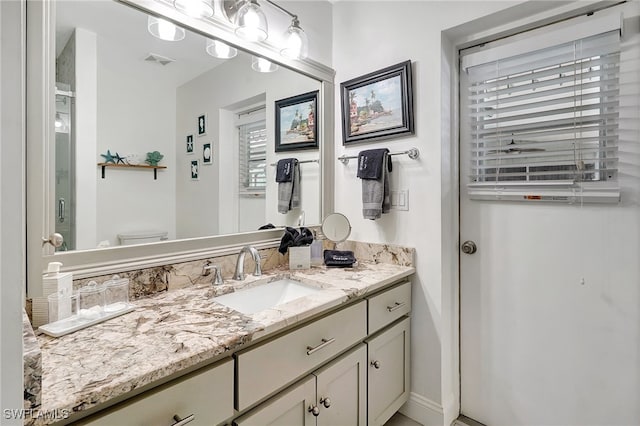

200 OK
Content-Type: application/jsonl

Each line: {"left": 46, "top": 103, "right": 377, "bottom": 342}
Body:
{"left": 0, "top": 0, "right": 25, "bottom": 423}
{"left": 332, "top": 1, "right": 524, "bottom": 424}
{"left": 175, "top": 53, "right": 321, "bottom": 238}
{"left": 95, "top": 33, "right": 176, "bottom": 247}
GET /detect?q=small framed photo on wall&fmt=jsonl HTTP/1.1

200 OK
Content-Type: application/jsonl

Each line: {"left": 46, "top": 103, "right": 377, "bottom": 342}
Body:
{"left": 197, "top": 114, "right": 207, "bottom": 136}
{"left": 186, "top": 134, "right": 194, "bottom": 154}
{"left": 190, "top": 159, "right": 199, "bottom": 180}
{"left": 203, "top": 142, "right": 212, "bottom": 164}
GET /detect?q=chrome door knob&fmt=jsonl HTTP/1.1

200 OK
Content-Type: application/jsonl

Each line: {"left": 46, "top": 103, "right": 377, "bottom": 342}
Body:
{"left": 371, "top": 360, "right": 381, "bottom": 369}
{"left": 308, "top": 405, "right": 320, "bottom": 416}
{"left": 320, "top": 396, "right": 331, "bottom": 408}
{"left": 461, "top": 240, "right": 477, "bottom": 254}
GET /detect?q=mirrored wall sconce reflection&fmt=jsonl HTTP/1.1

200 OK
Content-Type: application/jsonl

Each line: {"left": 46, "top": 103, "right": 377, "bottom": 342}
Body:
{"left": 206, "top": 39, "right": 238, "bottom": 59}
{"left": 147, "top": 16, "right": 186, "bottom": 41}
{"left": 173, "top": 0, "right": 214, "bottom": 18}
{"left": 251, "top": 56, "right": 279, "bottom": 73}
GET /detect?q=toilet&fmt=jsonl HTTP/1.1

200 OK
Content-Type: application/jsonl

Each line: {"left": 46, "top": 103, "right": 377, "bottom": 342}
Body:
{"left": 117, "top": 231, "right": 168, "bottom": 246}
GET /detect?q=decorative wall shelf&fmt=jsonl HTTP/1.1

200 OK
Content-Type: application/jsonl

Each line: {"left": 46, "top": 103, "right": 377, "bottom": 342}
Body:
{"left": 97, "top": 163, "right": 167, "bottom": 180}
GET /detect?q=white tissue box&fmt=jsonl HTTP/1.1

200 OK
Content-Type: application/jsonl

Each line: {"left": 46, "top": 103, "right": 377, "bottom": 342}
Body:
{"left": 289, "top": 246, "right": 311, "bottom": 270}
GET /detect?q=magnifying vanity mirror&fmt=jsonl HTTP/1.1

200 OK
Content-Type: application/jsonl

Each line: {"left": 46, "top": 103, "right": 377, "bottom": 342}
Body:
{"left": 27, "top": 0, "right": 335, "bottom": 296}
{"left": 321, "top": 213, "right": 351, "bottom": 243}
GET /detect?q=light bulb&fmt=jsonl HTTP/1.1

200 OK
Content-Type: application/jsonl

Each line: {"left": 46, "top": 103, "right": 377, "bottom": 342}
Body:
{"left": 147, "top": 16, "right": 186, "bottom": 41}
{"left": 55, "top": 113, "right": 63, "bottom": 129}
{"left": 206, "top": 39, "right": 238, "bottom": 59}
{"left": 235, "top": 0, "right": 268, "bottom": 42}
{"left": 281, "top": 18, "right": 308, "bottom": 59}
{"left": 251, "top": 56, "right": 278, "bottom": 73}
{"left": 174, "top": 0, "right": 214, "bottom": 18}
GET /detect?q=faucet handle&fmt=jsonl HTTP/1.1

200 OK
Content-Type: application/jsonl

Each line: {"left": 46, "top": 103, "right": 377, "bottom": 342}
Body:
{"left": 203, "top": 264, "right": 223, "bottom": 285}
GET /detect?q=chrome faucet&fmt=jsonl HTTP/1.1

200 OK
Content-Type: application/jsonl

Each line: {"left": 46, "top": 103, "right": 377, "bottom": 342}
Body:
{"left": 203, "top": 264, "right": 223, "bottom": 285}
{"left": 233, "top": 246, "right": 262, "bottom": 281}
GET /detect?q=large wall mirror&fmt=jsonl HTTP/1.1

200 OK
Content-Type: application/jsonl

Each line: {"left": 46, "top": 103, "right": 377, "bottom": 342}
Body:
{"left": 27, "top": 0, "right": 335, "bottom": 296}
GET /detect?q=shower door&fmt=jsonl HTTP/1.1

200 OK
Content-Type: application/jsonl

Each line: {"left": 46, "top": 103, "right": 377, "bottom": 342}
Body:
{"left": 55, "top": 86, "right": 75, "bottom": 251}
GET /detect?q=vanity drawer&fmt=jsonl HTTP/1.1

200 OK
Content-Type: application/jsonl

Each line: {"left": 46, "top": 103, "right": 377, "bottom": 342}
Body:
{"left": 78, "top": 358, "right": 233, "bottom": 426}
{"left": 236, "top": 300, "right": 367, "bottom": 411}
{"left": 368, "top": 281, "right": 411, "bottom": 334}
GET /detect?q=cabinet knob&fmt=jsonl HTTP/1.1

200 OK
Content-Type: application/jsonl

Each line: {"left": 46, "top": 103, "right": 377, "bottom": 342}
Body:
{"left": 371, "top": 360, "right": 381, "bottom": 369}
{"left": 171, "top": 414, "right": 195, "bottom": 426}
{"left": 320, "top": 396, "right": 331, "bottom": 408}
{"left": 308, "top": 405, "right": 320, "bottom": 416}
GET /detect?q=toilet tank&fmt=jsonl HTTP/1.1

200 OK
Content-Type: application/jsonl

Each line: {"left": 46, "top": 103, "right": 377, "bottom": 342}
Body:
{"left": 117, "top": 231, "right": 168, "bottom": 246}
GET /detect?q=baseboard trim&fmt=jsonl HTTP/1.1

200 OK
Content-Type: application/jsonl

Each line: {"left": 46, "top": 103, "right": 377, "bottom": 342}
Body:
{"left": 399, "top": 392, "right": 444, "bottom": 426}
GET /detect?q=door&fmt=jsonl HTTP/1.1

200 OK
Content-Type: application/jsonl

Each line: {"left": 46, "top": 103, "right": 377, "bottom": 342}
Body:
{"left": 234, "top": 376, "right": 316, "bottom": 426}
{"left": 367, "top": 317, "right": 410, "bottom": 426}
{"left": 314, "top": 344, "right": 367, "bottom": 426}
{"left": 459, "top": 9, "right": 640, "bottom": 425}
{"left": 54, "top": 87, "right": 75, "bottom": 251}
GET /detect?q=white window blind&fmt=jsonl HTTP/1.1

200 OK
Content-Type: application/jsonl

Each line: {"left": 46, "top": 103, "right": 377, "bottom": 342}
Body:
{"left": 238, "top": 119, "right": 267, "bottom": 195}
{"left": 463, "top": 29, "right": 621, "bottom": 203}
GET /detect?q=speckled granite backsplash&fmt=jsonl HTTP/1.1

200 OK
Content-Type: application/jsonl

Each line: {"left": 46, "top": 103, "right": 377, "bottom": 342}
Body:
{"left": 70, "top": 240, "right": 413, "bottom": 300}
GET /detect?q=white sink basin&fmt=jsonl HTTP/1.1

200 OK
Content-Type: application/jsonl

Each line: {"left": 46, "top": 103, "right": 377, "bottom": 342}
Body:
{"left": 214, "top": 278, "right": 322, "bottom": 314}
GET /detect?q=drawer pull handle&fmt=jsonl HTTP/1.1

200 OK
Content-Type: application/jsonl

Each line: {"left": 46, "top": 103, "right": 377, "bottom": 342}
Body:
{"left": 371, "top": 360, "right": 381, "bottom": 369}
{"left": 320, "top": 396, "right": 332, "bottom": 408}
{"left": 306, "top": 338, "right": 335, "bottom": 355}
{"left": 386, "top": 301, "right": 406, "bottom": 312}
{"left": 308, "top": 405, "right": 320, "bottom": 416}
{"left": 172, "top": 414, "right": 195, "bottom": 426}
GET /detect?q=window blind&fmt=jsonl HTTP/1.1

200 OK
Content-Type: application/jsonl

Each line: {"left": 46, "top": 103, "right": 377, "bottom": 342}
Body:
{"left": 464, "top": 30, "right": 621, "bottom": 203}
{"left": 238, "top": 119, "right": 267, "bottom": 194}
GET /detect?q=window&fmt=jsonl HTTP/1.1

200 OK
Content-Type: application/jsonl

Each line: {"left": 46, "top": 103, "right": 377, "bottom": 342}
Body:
{"left": 461, "top": 19, "right": 621, "bottom": 203}
{"left": 238, "top": 114, "right": 267, "bottom": 195}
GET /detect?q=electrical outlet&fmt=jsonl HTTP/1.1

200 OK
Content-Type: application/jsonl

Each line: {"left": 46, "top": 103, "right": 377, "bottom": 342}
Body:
{"left": 390, "top": 189, "right": 409, "bottom": 211}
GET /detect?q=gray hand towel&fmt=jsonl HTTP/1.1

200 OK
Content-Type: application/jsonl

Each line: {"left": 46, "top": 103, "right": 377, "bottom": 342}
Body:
{"left": 361, "top": 151, "right": 391, "bottom": 220}
{"left": 278, "top": 160, "right": 300, "bottom": 213}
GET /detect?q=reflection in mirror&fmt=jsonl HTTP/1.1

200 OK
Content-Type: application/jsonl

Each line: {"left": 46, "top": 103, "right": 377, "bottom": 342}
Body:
{"left": 54, "top": 0, "right": 321, "bottom": 252}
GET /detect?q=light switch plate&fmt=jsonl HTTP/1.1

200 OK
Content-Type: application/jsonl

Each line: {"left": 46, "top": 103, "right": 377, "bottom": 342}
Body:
{"left": 390, "top": 189, "right": 409, "bottom": 211}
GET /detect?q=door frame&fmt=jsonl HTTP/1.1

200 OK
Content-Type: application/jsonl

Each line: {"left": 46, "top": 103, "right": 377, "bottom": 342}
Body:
{"left": 440, "top": 1, "right": 616, "bottom": 424}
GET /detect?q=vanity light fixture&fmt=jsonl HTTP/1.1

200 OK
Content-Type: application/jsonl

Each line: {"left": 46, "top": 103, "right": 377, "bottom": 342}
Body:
{"left": 234, "top": 0, "right": 268, "bottom": 42}
{"left": 206, "top": 39, "right": 238, "bottom": 59}
{"left": 54, "top": 113, "right": 63, "bottom": 129}
{"left": 173, "top": 0, "right": 214, "bottom": 18}
{"left": 147, "top": 16, "right": 186, "bottom": 41}
{"left": 281, "top": 16, "right": 308, "bottom": 59}
{"left": 251, "top": 56, "right": 279, "bottom": 73}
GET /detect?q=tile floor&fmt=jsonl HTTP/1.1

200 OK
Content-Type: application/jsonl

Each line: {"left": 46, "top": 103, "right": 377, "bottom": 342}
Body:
{"left": 384, "top": 412, "right": 423, "bottom": 426}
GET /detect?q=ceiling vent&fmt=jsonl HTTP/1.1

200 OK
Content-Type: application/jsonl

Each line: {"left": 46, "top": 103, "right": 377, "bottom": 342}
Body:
{"left": 144, "top": 53, "right": 175, "bottom": 66}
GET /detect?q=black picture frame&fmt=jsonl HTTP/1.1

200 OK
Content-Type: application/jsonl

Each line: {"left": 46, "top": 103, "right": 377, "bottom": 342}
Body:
{"left": 340, "top": 60, "right": 414, "bottom": 145}
{"left": 275, "top": 90, "right": 319, "bottom": 152}
{"left": 186, "top": 134, "right": 194, "bottom": 154}
{"left": 197, "top": 113, "right": 207, "bottom": 136}
{"left": 202, "top": 142, "right": 212, "bottom": 164}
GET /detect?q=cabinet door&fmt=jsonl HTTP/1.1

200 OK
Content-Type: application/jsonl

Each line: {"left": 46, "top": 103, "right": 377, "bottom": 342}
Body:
{"left": 314, "top": 344, "right": 367, "bottom": 426}
{"left": 234, "top": 376, "right": 316, "bottom": 426}
{"left": 367, "top": 317, "right": 411, "bottom": 426}
{"left": 78, "top": 359, "right": 234, "bottom": 426}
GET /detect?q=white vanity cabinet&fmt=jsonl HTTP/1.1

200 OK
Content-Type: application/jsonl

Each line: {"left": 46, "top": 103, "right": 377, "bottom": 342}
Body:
{"left": 234, "top": 344, "right": 367, "bottom": 426}
{"left": 76, "top": 359, "right": 234, "bottom": 426}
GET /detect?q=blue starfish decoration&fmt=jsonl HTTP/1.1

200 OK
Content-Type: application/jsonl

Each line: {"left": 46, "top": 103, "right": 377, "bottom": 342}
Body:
{"left": 100, "top": 150, "right": 116, "bottom": 164}
{"left": 114, "top": 152, "right": 126, "bottom": 164}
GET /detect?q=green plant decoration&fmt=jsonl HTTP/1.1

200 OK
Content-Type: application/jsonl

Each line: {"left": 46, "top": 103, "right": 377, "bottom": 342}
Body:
{"left": 145, "top": 151, "right": 164, "bottom": 166}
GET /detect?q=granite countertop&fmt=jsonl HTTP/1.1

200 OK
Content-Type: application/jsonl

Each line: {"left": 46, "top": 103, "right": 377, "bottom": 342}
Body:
{"left": 33, "top": 261, "right": 414, "bottom": 424}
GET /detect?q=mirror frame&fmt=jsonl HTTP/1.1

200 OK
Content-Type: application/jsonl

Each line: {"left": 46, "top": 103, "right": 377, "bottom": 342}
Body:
{"left": 26, "top": 0, "right": 335, "bottom": 296}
